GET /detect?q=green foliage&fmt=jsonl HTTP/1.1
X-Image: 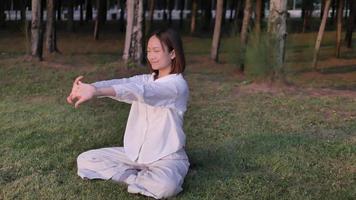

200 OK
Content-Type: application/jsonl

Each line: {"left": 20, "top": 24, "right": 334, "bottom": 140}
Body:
{"left": 245, "top": 32, "right": 275, "bottom": 79}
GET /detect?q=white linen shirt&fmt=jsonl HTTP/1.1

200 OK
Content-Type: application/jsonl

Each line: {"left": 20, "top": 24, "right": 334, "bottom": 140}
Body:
{"left": 92, "top": 73, "right": 189, "bottom": 164}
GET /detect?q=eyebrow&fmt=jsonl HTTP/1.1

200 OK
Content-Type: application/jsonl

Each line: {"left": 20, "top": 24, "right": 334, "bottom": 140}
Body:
{"left": 147, "top": 47, "right": 161, "bottom": 50}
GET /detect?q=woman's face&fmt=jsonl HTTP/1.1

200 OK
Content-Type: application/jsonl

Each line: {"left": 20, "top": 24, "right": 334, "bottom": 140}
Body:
{"left": 147, "top": 36, "right": 175, "bottom": 71}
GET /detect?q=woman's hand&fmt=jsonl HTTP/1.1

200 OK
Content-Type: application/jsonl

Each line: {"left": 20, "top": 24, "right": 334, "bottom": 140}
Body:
{"left": 67, "top": 76, "right": 96, "bottom": 108}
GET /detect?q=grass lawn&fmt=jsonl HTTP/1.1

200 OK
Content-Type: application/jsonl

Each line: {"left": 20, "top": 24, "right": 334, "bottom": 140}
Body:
{"left": 0, "top": 26, "right": 356, "bottom": 199}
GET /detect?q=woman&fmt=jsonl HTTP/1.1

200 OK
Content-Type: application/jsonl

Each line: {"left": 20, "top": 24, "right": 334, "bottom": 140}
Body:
{"left": 66, "top": 28, "right": 189, "bottom": 199}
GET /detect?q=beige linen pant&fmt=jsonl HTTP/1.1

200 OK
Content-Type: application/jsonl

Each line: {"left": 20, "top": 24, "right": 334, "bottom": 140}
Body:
{"left": 77, "top": 147, "right": 189, "bottom": 199}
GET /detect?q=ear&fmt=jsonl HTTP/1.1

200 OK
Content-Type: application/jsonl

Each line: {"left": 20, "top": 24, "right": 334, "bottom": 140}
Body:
{"left": 170, "top": 50, "right": 176, "bottom": 60}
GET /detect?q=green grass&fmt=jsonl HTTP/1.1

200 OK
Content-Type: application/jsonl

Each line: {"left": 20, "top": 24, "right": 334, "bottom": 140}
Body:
{"left": 0, "top": 30, "right": 356, "bottom": 199}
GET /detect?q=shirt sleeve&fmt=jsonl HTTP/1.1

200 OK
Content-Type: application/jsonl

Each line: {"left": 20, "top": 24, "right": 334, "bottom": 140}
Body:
{"left": 110, "top": 81, "right": 179, "bottom": 108}
{"left": 91, "top": 74, "right": 149, "bottom": 89}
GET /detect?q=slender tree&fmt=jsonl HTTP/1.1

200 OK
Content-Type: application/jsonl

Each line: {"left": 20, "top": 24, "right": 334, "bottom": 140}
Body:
{"left": 57, "top": 0, "right": 62, "bottom": 21}
{"left": 67, "top": 0, "right": 74, "bottom": 32}
{"left": 179, "top": 0, "right": 185, "bottom": 29}
{"left": 229, "top": 0, "right": 236, "bottom": 22}
{"left": 31, "top": 0, "right": 44, "bottom": 60}
{"left": 123, "top": 0, "right": 144, "bottom": 65}
{"left": 20, "top": 0, "right": 26, "bottom": 22}
{"left": 202, "top": 0, "right": 212, "bottom": 31}
{"left": 336, "top": 0, "right": 344, "bottom": 57}
{"left": 46, "top": 0, "right": 58, "bottom": 53}
{"left": 268, "top": 0, "right": 288, "bottom": 80}
{"left": 119, "top": 0, "right": 125, "bottom": 32}
{"left": 79, "top": 0, "right": 84, "bottom": 24}
{"left": 211, "top": 0, "right": 224, "bottom": 62}
{"left": 345, "top": 0, "right": 356, "bottom": 48}
{"left": 190, "top": 0, "right": 198, "bottom": 34}
{"left": 240, "top": 0, "right": 252, "bottom": 72}
{"left": 0, "top": 0, "right": 6, "bottom": 27}
{"left": 85, "top": 0, "right": 93, "bottom": 21}
{"left": 168, "top": 0, "right": 173, "bottom": 25}
{"left": 255, "top": 0, "right": 263, "bottom": 34}
{"left": 147, "top": 0, "right": 155, "bottom": 34}
{"left": 313, "top": 0, "right": 332, "bottom": 69}
{"left": 94, "top": 0, "right": 107, "bottom": 40}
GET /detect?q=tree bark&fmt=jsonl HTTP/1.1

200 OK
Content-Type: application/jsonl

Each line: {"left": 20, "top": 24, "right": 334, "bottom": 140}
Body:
{"left": 168, "top": 0, "right": 173, "bottom": 25}
{"left": 94, "top": 0, "right": 107, "bottom": 40}
{"left": 313, "top": 0, "right": 332, "bottom": 69}
{"left": 31, "top": 0, "right": 44, "bottom": 60}
{"left": 345, "top": 0, "right": 355, "bottom": 48}
{"left": 179, "top": 0, "right": 185, "bottom": 29}
{"left": 190, "top": 0, "right": 197, "bottom": 34}
{"left": 46, "top": 0, "right": 58, "bottom": 53}
{"left": 20, "top": 0, "right": 26, "bottom": 22}
{"left": 0, "top": 0, "right": 6, "bottom": 27}
{"left": 119, "top": 0, "right": 125, "bottom": 32}
{"left": 336, "top": 0, "right": 344, "bottom": 57}
{"left": 57, "top": 0, "right": 61, "bottom": 21}
{"left": 202, "top": 0, "right": 212, "bottom": 31}
{"left": 147, "top": 0, "right": 155, "bottom": 34}
{"left": 79, "top": 0, "right": 84, "bottom": 24}
{"left": 321, "top": 0, "right": 325, "bottom": 19}
{"left": 85, "top": 0, "right": 93, "bottom": 21}
{"left": 229, "top": 0, "right": 236, "bottom": 22}
{"left": 255, "top": 0, "right": 262, "bottom": 34}
{"left": 123, "top": 0, "right": 144, "bottom": 65}
{"left": 268, "top": 0, "right": 288, "bottom": 80}
{"left": 67, "top": 0, "right": 74, "bottom": 32}
{"left": 211, "top": 0, "right": 224, "bottom": 62}
{"left": 240, "top": 0, "right": 252, "bottom": 72}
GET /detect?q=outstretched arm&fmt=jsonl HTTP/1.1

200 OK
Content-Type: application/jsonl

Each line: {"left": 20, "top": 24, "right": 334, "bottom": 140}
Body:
{"left": 67, "top": 76, "right": 115, "bottom": 108}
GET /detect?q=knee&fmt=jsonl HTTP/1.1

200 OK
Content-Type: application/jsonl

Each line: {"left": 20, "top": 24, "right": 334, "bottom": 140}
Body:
{"left": 76, "top": 150, "right": 96, "bottom": 167}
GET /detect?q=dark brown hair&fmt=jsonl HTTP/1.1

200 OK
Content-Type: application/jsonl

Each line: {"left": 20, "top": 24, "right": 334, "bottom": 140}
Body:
{"left": 147, "top": 28, "right": 186, "bottom": 78}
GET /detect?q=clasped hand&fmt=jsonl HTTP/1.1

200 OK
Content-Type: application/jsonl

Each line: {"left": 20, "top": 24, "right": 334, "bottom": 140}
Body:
{"left": 67, "top": 76, "right": 96, "bottom": 108}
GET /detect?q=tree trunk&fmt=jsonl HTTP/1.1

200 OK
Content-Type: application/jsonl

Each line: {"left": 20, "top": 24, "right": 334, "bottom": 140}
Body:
{"left": 102, "top": 0, "right": 107, "bottom": 24}
{"left": 229, "top": 0, "right": 236, "bottom": 22}
{"left": 31, "top": 0, "right": 44, "bottom": 60}
{"left": 147, "top": 0, "right": 155, "bottom": 34}
{"left": 168, "top": 0, "right": 173, "bottom": 25}
{"left": 67, "top": 0, "right": 74, "bottom": 32}
{"left": 222, "top": 0, "right": 227, "bottom": 25}
{"left": 336, "top": 0, "right": 344, "bottom": 57}
{"left": 0, "top": 0, "right": 6, "bottom": 26}
{"left": 202, "top": 0, "right": 212, "bottom": 31}
{"left": 313, "top": 0, "right": 332, "bottom": 69}
{"left": 233, "top": 0, "right": 244, "bottom": 34}
{"left": 85, "top": 0, "right": 93, "bottom": 21}
{"left": 239, "top": 0, "right": 252, "bottom": 72}
{"left": 20, "top": 0, "right": 26, "bottom": 22}
{"left": 79, "top": 0, "right": 84, "bottom": 24}
{"left": 119, "top": 0, "right": 125, "bottom": 32}
{"left": 211, "top": 0, "right": 224, "bottom": 62}
{"left": 57, "top": 0, "right": 61, "bottom": 21}
{"left": 46, "top": 0, "right": 58, "bottom": 53}
{"left": 302, "top": 0, "right": 313, "bottom": 33}
{"left": 255, "top": 0, "right": 262, "bottom": 34}
{"left": 162, "top": 0, "right": 167, "bottom": 22}
{"left": 190, "top": 0, "right": 197, "bottom": 34}
{"left": 321, "top": 0, "right": 325, "bottom": 19}
{"left": 123, "top": 0, "right": 144, "bottom": 66}
{"left": 345, "top": 0, "right": 355, "bottom": 48}
{"left": 268, "top": 0, "right": 288, "bottom": 80}
{"left": 331, "top": 0, "right": 336, "bottom": 24}
{"left": 94, "top": 0, "right": 107, "bottom": 40}
{"left": 179, "top": 0, "right": 185, "bottom": 29}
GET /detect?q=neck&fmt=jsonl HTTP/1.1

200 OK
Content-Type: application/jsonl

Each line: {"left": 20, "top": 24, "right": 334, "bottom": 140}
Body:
{"left": 158, "top": 66, "right": 172, "bottom": 78}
